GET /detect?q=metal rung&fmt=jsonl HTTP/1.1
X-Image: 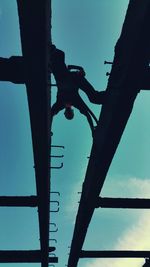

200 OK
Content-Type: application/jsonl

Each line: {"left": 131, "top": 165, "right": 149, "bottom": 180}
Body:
{"left": 80, "top": 250, "right": 150, "bottom": 258}
{"left": 0, "top": 196, "right": 38, "bottom": 207}
{"left": 50, "top": 163, "right": 63, "bottom": 169}
{"left": 96, "top": 197, "right": 150, "bottom": 209}
{"left": 104, "top": 60, "right": 113, "bottom": 65}
{"left": 50, "top": 155, "right": 64, "bottom": 158}
{"left": 51, "top": 145, "right": 65, "bottom": 149}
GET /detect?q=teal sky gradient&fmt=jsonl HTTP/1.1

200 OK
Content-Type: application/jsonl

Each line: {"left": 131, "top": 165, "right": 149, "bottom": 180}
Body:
{"left": 0, "top": 1, "right": 150, "bottom": 267}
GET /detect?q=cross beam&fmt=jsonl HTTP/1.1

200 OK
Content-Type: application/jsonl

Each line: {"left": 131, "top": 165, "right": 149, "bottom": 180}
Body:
{"left": 80, "top": 250, "right": 150, "bottom": 258}
{"left": 96, "top": 197, "right": 150, "bottom": 209}
{"left": 0, "top": 196, "right": 37, "bottom": 207}
{"left": 0, "top": 250, "right": 57, "bottom": 263}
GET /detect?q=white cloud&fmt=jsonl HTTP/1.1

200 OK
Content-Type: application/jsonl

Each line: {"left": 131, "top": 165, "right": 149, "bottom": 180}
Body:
{"left": 102, "top": 176, "right": 150, "bottom": 198}
{"left": 116, "top": 212, "right": 150, "bottom": 251}
{"left": 65, "top": 175, "right": 150, "bottom": 267}
{"left": 65, "top": 179, "right": 83, "bottom": 224}
{"left": 65, "top": 163, "right": 89, "bottom": 222}
{"left": 84, "top": 258, "right": 144, "bottom": 267}
{"left": 83, "top": 176, "right": 150, "bottom": 267}
{"left": 128, "top": 177, "right": 150, "bottom": 198}
{"left": 84, "top": 211, "right": 150, "bottom": 267}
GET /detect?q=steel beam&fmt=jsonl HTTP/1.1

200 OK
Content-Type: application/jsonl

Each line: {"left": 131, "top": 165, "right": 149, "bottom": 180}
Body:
{"left": 0, "top": 250, "right": 57, "bottom": 263}
{"left": 0, "top": 196, "right": 37, "bottom": 207}
{"left": 80, "top": 250, "right": 150, "bottom": 258}
{"left": 96, "top": 197, "right": 150, "bottom": 209}
{"left": 68, "top": 1, "right": 150, "bottom": 267}
{"left": 17, "top": 1, "right": 52, "bottom": 267}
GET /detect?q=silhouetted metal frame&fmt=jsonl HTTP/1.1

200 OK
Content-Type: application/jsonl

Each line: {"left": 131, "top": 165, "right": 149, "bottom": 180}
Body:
{"left": 0, "top": 196, "right": 38, "bottom": 207}
{"left": 0, "top": 249, "right": 57, "bottom": 263}
{"left": 16, "top": 1, "right": 52, "bottom": 267}
{"left": 97, "top": 197, "right": 150, "bottom": 209}
{"left": 68, "top": 1, "right": 150, "bottom": 266}
{"left": 80, "top": 251, "right": 150, "bottom": 259}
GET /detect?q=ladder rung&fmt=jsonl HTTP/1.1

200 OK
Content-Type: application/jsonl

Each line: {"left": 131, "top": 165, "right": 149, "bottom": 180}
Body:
{"left": 96, "top": 197, "right": 150, "bottom": 209}
{"left": 80, "top": 250, "right": 150, "bottom": 258}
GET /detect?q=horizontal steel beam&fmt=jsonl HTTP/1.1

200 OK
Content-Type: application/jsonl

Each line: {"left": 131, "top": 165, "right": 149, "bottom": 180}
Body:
{"left": 96, "top": 197, "right": 150, "bottom": 209}
{"left": 0, "top": 196, "right": 37, "bottom": 207}
{"left": 80, "top": 250, "right": 150, "bottom": 258}
{"left": 0, "top": 250, "right": 58, "bottom": 263}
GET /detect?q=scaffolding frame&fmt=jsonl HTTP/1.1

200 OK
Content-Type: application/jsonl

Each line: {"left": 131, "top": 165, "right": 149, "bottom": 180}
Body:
{"left": 0, "top": 1, "right": 58, "bottom": 266}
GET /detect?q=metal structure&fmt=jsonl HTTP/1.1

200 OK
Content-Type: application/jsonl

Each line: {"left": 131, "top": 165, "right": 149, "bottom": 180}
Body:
{"left": 16, "top": 1, "right": 54, "bottom": 266}
{"left": 0, "top": 0, "right": 58, "bottom": 266}
{"left": 68, "top": 0, "right": 150, "bottom": 266}
{"left": 0, "top": 1, "right": 150, "bottom": 267}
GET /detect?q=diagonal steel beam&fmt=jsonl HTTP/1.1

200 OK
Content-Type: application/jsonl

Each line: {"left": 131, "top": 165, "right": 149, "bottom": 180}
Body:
{"left": 68, "top": 1, "right": 150, "bottom": 266}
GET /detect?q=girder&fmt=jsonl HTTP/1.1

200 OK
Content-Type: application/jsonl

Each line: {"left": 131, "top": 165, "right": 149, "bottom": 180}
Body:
{"left": 68, "top": 1, "right": 150, "bottom": 266}
{"left": 16, "top": 1, "right": 52, "bottom": 266}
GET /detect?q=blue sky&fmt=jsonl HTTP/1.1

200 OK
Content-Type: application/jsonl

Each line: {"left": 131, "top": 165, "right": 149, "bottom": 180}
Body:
{"left": 0, "top": 1, "right": 150, "bottom": 267}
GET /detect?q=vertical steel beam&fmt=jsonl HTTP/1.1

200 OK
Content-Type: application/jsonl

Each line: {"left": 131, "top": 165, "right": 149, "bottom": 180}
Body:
{"left": 17, "top": 1, "right": 52, "bottom": 267}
